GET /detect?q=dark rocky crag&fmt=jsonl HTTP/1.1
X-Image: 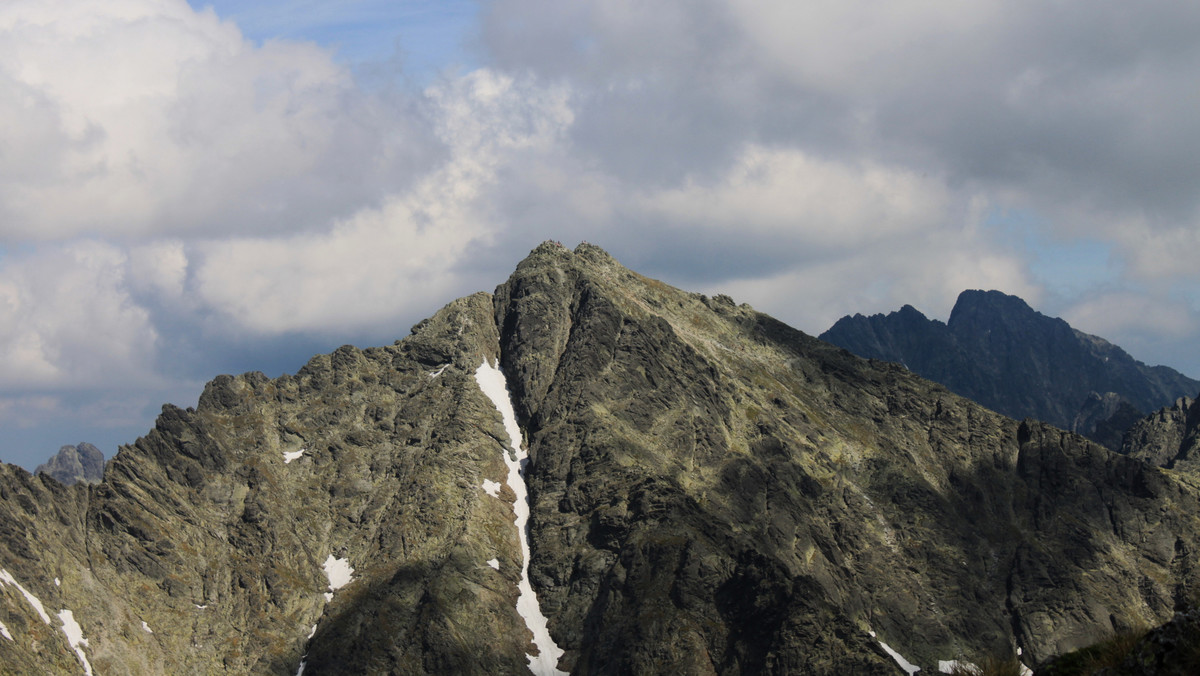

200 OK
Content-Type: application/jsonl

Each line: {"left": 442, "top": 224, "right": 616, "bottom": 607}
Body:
{"left": 34, "top": 443, "right": 106, "bottom": 486}
{"left": 2, "top": 243, "right": 1200, "bottom": 674}
{"left": 820, "top": 291, "right": 1200, "bottom": 447}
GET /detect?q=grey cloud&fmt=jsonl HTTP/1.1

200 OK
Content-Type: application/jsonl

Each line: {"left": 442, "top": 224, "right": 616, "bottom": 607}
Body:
{"left": 482, "top": 0, "right": 1200, "bottom": 232}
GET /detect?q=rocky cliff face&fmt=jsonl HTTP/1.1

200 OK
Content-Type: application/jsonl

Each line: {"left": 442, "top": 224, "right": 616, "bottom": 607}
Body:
{"left": 820, "top": 290, "right": 1200, "bottom": 447}
{"left": 34, "top": 443, "right": 106, "bottom": 486}
{"left": 2, "top": 244, "right": 1200, "bottom": 675}
{"left": 1120, "top": 396, "right": 1200, "bottom": 474}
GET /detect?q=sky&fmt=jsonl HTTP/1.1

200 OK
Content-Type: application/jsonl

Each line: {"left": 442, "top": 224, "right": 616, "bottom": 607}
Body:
{"left": 3, "top": 0, "right": 1200, "bottom": 470}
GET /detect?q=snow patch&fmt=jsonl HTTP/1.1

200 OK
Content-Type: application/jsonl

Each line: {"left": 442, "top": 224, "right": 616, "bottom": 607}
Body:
{"left": 0, "top": 621, "right": 11, "bottom": 640}
{"left": 323, "top": 555, "right": 353, "bottom": 592}
{"left": 0, "top": 569, "right": 51, "bottom": 624}
{"left": 323, "top": 592, "right": 333, "bottom": 602}
{"left": 481, "top": 479, "right": 502, "bottom": 497}
{"left": 296, "top": 624, "right": 318, "bottom": 675}
{"left": 429, "top": 364, "right": 449, "bottom": 378}
{"left": 195, "top": 604, "right": 208, "bottom": 609}
{"left": 487, "top": 558, "right": 500, "bottom": 570}
{"left": 58, "top": 609, "right": 94, "bottom": 676}
{"left": 141, "top": 620, "right": 153, "bottom": 634}
{"left": 283, "top": 448, "right": 307, "bottom": 464}
{"left": 475, "top": 359, "right": 568, "bottom": 676}
{"left": 878, "top": 638, "right": 921, "bottom": 672}
{"left": 55, "top": 577, "right": 61, "bottom": 587}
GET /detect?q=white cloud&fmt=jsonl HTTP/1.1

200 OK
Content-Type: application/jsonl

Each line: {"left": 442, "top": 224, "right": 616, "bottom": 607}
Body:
{"left": 127, "top": 241, "right": 188, "bottom": 300}
{"left": 0, "top": 242, "right": 161, "bottom": 389}
{"left": 1064, "top": 292, "right": 1197, "bottom": 342}
{"left": 640, "top": 145, "right": 950, "bottom": 248}
{"left": 727, "top": 0, "right": 1004, "bottom": 94}
{"left": 1114, "top": 223, "right": 1200, "bottom": 281}
{"left": 0, "top": 0, "right": 433, "bottom": 241}
{"left": 191, "top": 69, "right": 574, "bottom": 334}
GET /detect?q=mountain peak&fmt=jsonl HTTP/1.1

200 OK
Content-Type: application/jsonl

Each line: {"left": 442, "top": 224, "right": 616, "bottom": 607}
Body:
{"left": 5, "top": 255, "right": 1200, "bottom": 673}
{"left": 947, "top": 289, "right": 1041, "bottom": 329}
{"left": 822, "top": 290, "right": 1200, "bottom": 440}
{"left": 34, "top": 442, "right": 104, "bottom": 485}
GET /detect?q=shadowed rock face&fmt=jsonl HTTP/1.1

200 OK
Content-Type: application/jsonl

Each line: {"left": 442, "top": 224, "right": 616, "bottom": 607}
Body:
{"left": 34, "top": 443, "right": 105, "bottom": 485}
{"left": 2, "top": 243, "right": 1200, "bottom": 674}
{"left": 819, "top": 291, "right": 1200, "bottom": 448}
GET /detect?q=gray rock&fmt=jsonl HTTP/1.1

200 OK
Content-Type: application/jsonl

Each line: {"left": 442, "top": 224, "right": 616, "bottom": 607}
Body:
{"left": 34, "top": 442, "right": 105, "bottom": 485}
{"left": 1121, "top": 395, "right": 1200, "bottom": 472}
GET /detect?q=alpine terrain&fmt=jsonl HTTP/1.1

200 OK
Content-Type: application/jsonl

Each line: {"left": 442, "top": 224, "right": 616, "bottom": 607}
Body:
{"left": 35, "top": 443, "right": 106, "bottom": 487}
{"left": 2, "top": 243, "right": 1200, "bottom": 674}
{"left": 820, "top": 291, "right": 1200, "bottom": 449}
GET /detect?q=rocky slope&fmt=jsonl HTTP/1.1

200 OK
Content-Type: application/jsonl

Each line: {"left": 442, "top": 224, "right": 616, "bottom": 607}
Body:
{"left": 2, "top": 243, "right": 1200, "bottom": 674}
{"left": 819, "top": 291, "right": 1200, "bottom": 447}
{"left": 35, "top": 443, "right": 106, "bottom": 486}
{"left": 1120, "top": 396, "right": 1200, "bottom": 474}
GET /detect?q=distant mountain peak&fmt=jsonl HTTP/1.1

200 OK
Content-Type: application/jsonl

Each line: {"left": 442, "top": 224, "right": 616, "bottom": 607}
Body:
{"left": 821, "top": 290, "right": 1199, "bottom": 445}
{"left": 34, "top": 442, "right": 104, "bottom": 485}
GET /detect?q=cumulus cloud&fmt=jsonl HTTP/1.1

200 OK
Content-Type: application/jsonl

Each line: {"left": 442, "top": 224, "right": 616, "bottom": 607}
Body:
{"left": 0, "top": 0, "right": 436, "bottom": 241}
{"left": 191, "top": 69, "right": 573, "bottom": 334}
{"left": 639, "top": 145, "right": 951, "bottom": 247}
{"left": 0, "top": 241, "right": 161, "bottom": 389}
{"left": 484, "top": 0, "right": 1200, "bottom": 252}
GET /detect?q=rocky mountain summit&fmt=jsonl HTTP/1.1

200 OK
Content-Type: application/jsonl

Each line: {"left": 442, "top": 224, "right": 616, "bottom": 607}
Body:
{"left": 2, "top": 243, "right": 1200, "bottom": 674}
{"left": 820, "top": 290, "right": 1200, "bottom": 447}
{"left": 34, "top": 443, "right": 106, "bottom": 486}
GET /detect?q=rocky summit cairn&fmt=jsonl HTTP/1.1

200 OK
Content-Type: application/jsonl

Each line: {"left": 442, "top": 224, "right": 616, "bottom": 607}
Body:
{"left": 2, "top": 242, "right": 1200, "bottom": 674}
{"left": 34, "top": 442, "right": 105, "bottom": 486}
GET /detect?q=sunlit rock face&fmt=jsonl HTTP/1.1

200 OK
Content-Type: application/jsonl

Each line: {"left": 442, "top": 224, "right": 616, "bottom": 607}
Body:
{"left": 2, "top": 242, "right": 1200, "bottom": 674}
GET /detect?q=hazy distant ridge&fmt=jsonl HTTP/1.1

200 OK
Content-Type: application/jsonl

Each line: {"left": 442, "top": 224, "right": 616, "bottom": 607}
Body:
{"left": 820, "top": 289, "right": 1200, "bottom": 444}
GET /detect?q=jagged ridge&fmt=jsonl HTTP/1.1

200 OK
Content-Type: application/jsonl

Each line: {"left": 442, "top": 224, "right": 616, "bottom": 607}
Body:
{"left": 1, "top": 243, "right": 1199, "bottom": 674}
{"left": 819, "top": 290, "right": 1200, "bottom": 446}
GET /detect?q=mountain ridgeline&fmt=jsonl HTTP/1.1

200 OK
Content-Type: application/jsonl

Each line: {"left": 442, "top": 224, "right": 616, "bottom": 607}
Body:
{"left": 2, "top": 243, "right": 1200, "bottom": 674}
{"left": 820, "top": 290, "right": 1200, "bottom": 448}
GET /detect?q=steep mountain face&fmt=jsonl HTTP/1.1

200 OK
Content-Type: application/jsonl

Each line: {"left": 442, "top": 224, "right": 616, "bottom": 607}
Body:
{"left": 819, "top": 290, "right": 1200, "bottom": 446}
{"left": 35, "top": 443, "right": 105, "bottom": 486}
{"left": 2, "top": 243, "right": 1200, "bottom": 675}
{"left": 1121, "top": 396, "right": 1200, "bottom": 473}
